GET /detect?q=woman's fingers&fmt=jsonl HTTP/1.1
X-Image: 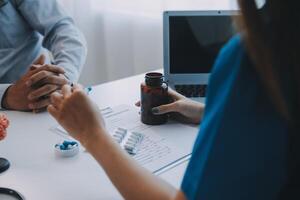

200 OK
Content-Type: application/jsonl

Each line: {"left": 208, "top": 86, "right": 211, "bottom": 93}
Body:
{"left": 49, "top": 84, "right": 83, "bottom": 111}
{"left": 168, "top": 88, "right": 186, "bottom": 100}
{"left": 135, "top": 88, "right": 185, "bottom": 109}
{"left": 47, "top": 105, "right": 59, "bottom": 119}
{"left": 152, "top": 102, "right": 178, "bottom": 115}
{"left": 50, "top": 92, "right": 63, "bottom": 108}
{"left": 73, "top": 84, "right": 83, "bottom": 92}
{"left": 136, "top": 88, "right": 184, "bottom": 108}
{"left": 62, "top": 85, "right": 72, "bottom": 98}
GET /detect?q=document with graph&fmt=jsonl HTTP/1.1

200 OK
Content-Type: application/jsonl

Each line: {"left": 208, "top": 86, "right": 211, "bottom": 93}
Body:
{"left": 51, "top": 105, "right": 199, "bottom": 174}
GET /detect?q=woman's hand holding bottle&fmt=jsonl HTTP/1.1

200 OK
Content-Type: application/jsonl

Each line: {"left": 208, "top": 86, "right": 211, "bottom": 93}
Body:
{"left": 137, "top": 88, "right": 205, "bottom": 124}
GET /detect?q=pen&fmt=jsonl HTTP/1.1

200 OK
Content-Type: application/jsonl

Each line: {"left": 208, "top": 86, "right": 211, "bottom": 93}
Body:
{"left": 69, "top": 82, "right": 92, "bottom": 95}
{"left": 84, "top": 86, "right": 92, "bottom": 95}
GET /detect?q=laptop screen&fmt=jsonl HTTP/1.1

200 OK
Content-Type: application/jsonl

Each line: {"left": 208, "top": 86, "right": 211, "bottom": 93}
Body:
{"left": 169, "top": 15, "right": 236, "bottom": 74}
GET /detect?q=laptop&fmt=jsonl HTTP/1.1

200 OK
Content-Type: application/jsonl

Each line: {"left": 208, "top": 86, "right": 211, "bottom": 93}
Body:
{"left": 163, "top": 10, "right": 238, "bottom": 103}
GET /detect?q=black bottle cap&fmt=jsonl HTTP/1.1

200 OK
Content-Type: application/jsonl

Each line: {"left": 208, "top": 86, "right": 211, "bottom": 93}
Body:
{"left": 145, "top": 72, "right": 164, "bottom": 87}
{"left": 0, "top": 158, "right": 10, "bottom": 174}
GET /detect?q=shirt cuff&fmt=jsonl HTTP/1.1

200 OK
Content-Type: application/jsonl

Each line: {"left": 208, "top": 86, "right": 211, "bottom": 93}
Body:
{"left": 0, "top": 84, "right": 12, "bottom": 110}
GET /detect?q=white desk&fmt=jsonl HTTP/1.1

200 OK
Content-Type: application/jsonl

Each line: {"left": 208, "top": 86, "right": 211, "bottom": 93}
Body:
{"left": 0, "top": 73, "right": 191, "bottom": 200}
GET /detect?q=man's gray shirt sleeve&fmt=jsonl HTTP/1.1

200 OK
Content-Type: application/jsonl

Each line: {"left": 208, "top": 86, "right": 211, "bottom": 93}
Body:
{"left": 15, "top": 0, "right": 87, "bottom": 81}
{"left": 0, "top": 84, "right": 11, "bottom": 110}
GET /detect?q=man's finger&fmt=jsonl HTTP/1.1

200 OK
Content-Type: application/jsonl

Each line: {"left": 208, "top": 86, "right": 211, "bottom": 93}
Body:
{"left": 33, "top": 55, "right": 46, "bottom": 65}
{"left": 30, "top": 65, "right": 40, "bottom": 71}
{"left": 41, "top": 64, "right": 65, "bottom": 74}
{"left": 28, "top": 65, "right": 65, "bottom": 83}
{"left": 28, "top": 84, "right": 59, "bottom": 101}
{"left": 39, "top": 74, "right": 69, "bottom": 86}
{"left": 33, "top": 108, "right": 47, "bottom": 113}
{"left": 26, "top": 70, "right": 54, "bottom": 87}
{"left": 28, "top": 98, "right": 51, "bottom": 110}
{"left": 152, "top": 102, "right": 178, "bottom": 115}
{"left": 27, "top": 65, "right": 66, "bottom": 87}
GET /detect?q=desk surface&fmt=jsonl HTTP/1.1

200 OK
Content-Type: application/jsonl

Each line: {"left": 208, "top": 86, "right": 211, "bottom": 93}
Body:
{"left": 0, "top": 72, "right": 191, "bottom": 200}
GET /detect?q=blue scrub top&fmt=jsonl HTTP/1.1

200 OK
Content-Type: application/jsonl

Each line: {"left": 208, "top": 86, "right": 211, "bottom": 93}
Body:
{"left": 181, "top": 35, "right": 289, "bottom": 200}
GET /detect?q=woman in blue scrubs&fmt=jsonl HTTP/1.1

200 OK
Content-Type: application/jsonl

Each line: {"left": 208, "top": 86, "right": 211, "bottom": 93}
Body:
{"left": 48, "top": 0, "right": 300, "bottom": 199}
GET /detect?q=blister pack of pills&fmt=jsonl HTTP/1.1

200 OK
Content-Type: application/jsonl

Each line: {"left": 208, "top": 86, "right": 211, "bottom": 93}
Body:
{"left": 111, "top": 128, "right": 144, "bottom": 155}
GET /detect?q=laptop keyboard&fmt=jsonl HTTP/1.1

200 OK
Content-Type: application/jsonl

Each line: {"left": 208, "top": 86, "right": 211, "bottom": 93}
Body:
{"left": 175, "top": 84, "right": 207, "bottom": 98}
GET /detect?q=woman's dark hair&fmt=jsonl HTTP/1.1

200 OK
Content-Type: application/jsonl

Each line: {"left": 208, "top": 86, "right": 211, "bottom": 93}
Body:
{"left": 237, "top": 0, "right": 300, "bottom": 197}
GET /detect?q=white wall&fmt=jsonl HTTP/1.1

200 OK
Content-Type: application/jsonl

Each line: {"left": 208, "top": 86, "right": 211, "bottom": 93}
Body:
{"left": 60, "top": 0, "right": 240, "bottom": 86}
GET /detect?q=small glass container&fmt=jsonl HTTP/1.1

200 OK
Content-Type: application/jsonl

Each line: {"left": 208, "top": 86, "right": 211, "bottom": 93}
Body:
{"left": 141, "top": 72, "right": 169, "bottom": 125}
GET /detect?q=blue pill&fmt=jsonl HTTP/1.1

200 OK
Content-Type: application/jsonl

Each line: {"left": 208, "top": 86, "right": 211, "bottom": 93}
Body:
{"left": 63, "top": 141, "right": 70, "bottom": 146}
{"left": 60, "top": 145, "right": 66, "bottom": 150}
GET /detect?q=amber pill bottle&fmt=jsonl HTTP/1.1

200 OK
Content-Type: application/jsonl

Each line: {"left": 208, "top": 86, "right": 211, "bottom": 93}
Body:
{"left": 141, "top": 72, "right": 169, "bottom": 125}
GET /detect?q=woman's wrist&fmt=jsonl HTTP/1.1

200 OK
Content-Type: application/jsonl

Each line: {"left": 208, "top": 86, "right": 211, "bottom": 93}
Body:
{"left": 83, "top": 127, "right": 111, "bottom": 153}
{"left": 83, "top": 127, "right": 123, "bottom": 168}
